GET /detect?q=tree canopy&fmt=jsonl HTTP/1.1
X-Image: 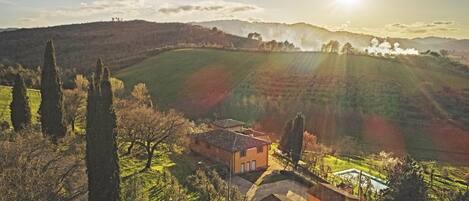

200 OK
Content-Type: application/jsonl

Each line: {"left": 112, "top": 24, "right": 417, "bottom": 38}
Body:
{"left": 379, "top": 155, "right": 427, "bottom": 201}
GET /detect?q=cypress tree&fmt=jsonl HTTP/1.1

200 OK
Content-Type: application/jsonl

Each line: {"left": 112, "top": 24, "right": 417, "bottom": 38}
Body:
{"left": 86, "top": 60, "right": 120, "bottom": 201}
{"left": 85, "top": 74, "right": 99, "bottom": 201}
{"left": 100, "top": 67, "right": 120, "bottom": 200}
{"left": 290, "top": 113, "right": 305, "bottom": 168}
{"left": 279, "top": 119, "right": 293, "bottom": 154}
{"left": 95, "top": 59, "right": 104, "bottom": 86}
{"left": 39, "top": 40, "right": 66, "bottom": 141}
{"left": 10, "top": 74, "right": 32, "bottom": 131}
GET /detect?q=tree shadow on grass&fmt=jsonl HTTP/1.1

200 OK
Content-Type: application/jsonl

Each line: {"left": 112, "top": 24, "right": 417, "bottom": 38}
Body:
{"left": 167, "top": 152, "right": 206, "bottom": 184}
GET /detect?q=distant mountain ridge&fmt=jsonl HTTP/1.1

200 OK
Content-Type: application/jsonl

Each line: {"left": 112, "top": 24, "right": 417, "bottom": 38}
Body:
{"left": 0, "top": 20, "right": 258, "bottom": 70}
{"left": 0, "top": 28, "right": 17, "bottom": 32}
{"left": 193, "top": 20, "right": 469, "bottom": 51}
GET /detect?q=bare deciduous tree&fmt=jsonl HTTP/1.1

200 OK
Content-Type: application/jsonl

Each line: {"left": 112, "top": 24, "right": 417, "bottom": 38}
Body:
{"left": 0, "top": 129, "right": 87, "bottom": 201}
{"left": 136, "top": 109, "right": 187, "bottom": 170}
{"left": 115, "top": 99, "right": 141, "bottom": 155}
{"left": 131, "top": 83, "right": 153, "bottom": 107}
{"left": 63, "top": 75, "right": 88, "bottom": 132}
{"left": 110, "top": 77, "right": 125, "bottom": 97}
{"left": 64, "top": 90, "right": 86, "bottom": 132}
{"left": 117, "top": 101, "right": 188, "bottom": 171}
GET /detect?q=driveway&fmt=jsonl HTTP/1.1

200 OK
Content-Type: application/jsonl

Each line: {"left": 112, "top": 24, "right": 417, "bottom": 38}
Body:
{"left": 232, "top": 176, "right": 309, "bottom": 201}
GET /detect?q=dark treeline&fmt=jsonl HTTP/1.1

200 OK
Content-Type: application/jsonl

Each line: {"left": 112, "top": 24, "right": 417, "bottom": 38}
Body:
{"left": 0, "top": 20, "right": 260, "bottom": 71}
{"left": 0, "top": 63, "right": 78, "bottom": 89}
{"left": 0, "top": 64, "right": 40, "bottom": 88}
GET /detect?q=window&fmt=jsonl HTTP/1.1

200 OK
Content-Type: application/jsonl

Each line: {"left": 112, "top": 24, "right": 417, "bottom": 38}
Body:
{"left": 251, "top": 160, "right": 256, "bottom": 171}
{"left": 257, "top": 146, "right": 263, "bottom": 153}
{"left": 240, "top": 163, "right": 245, "bottom": 173}
{"left": 240, "top": 150, "right": 246, "bottom": 157}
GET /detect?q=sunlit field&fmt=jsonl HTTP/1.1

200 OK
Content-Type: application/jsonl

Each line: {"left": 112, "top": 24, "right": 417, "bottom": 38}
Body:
{"left": 117, "top": 48, "right": 469, "bottom": 163}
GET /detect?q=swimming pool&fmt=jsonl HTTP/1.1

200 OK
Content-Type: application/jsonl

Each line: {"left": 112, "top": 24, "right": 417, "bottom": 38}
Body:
{"left": 334, "top": 169, "right": 388, "bottom": 191}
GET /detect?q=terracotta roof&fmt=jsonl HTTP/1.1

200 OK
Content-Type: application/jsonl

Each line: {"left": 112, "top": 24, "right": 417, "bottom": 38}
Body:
{"left": 212, "top": 119, "right": 245, "bottom": 128}
{"left": 241, "top": 129, "right": 272, "bottom": 142}
{"left": 193, "top": 129, "right": 270, "bottom": 152}
{"left": 260, "top": 194, "right": 292, "bottom": 201}
{"left": 243, "top": 128, "right": 269, "bottom": 136}
{"left": 308, "top": 183, "right": 359, "bottom": 201}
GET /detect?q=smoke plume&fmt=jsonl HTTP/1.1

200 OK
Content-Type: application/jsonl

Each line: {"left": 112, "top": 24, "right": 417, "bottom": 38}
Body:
{"left": 365, "top": 38, "right": 419, "bottom": 56}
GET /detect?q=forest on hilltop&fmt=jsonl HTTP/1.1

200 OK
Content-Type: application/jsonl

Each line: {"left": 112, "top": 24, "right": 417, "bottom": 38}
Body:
{"left": 0, "top": 20, "right": 259, "bottom": 71}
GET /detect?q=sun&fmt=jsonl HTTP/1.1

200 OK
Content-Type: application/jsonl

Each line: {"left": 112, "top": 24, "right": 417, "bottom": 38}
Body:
{"left": 336, "top": 0, "right": 360, "bottom": 7}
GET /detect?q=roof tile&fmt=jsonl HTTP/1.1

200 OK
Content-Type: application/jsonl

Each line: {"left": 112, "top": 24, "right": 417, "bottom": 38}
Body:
{"left": 193, "top": 129, "right": 270, "bottom": 152}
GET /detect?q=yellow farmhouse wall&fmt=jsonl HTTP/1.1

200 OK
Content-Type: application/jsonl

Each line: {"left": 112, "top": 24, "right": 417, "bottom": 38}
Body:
{"left": 190, "top": 138, "right": 269, "bottom": 174}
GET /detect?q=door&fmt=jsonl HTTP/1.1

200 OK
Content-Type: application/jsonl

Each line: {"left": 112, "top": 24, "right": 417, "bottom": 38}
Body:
{"left": 240, "top": 163, "right": 244, "bottom": 173}
{"left": 245, "top": 162, "right": 250, "bottom": 172}
{"left": 251, "top": 160, "right": 256, "bottom": 171}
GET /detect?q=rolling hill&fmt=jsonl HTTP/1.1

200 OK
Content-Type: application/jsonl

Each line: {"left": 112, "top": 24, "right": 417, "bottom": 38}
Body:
{"left": 193, "top": 20, "right": 469, "bottom": 51}
{"left": 0, "top": 20, "right": 259, "bottom": 71}
{"left": 116, "top": 48, "right": 469, "bottom": 163}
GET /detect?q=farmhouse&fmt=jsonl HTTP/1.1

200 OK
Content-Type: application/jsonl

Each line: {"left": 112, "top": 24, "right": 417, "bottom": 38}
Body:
{"left": 190, "top": 129, "right": 271, "bottom": 174}
{"left": 211, "top": 119, "right": 245, "bottom": 132}
{"left": 307, "top": 183, "right": 359, "bottom": 201}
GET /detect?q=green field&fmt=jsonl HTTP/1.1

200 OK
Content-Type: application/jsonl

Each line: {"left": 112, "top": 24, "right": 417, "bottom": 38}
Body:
{"left": 0, "top": 85, "right": 40, "bottom": 125}
{"left": 116, "top": 48, "right": 469, "bottom": 163}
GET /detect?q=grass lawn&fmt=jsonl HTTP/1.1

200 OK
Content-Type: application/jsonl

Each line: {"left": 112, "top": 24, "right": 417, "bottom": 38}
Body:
{"left": 319, "top": 155, "right": 468, "bottom": 193}
{"left": 324, "top": 155, "right": 387, "bottom": 179}
{"left": 119, "top": 150, "right": 202, "bottom": 200}
{"left": 168, "top": 152, "right": 214, "bottom": 182}
{"left": 0, "top": 85, "right": 40, "bottom": 125}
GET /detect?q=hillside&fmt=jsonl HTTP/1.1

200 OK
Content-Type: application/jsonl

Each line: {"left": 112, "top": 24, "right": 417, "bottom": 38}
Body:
{"left": 0, "top": 20, "right": 258, "bottom": 71}
{"left": 193, "top": 20, "right": 469, "bottom": 51}
{"left": 116, "top": 48, "right": 469, "bottom": 163}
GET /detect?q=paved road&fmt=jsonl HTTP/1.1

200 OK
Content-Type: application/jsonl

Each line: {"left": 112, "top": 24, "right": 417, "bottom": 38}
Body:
{"left": 230, "top": 152, "right": 312, "bottom": 200}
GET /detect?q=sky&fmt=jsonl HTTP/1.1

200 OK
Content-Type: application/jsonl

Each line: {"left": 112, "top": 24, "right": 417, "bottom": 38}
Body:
{"left": 1, "top": 0, "right": 469, "bottom": 39}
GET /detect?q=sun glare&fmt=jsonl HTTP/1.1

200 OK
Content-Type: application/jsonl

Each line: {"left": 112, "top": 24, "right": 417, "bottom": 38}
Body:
{"left": 337, "top": 0, "right": 359, "bottom": 7}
